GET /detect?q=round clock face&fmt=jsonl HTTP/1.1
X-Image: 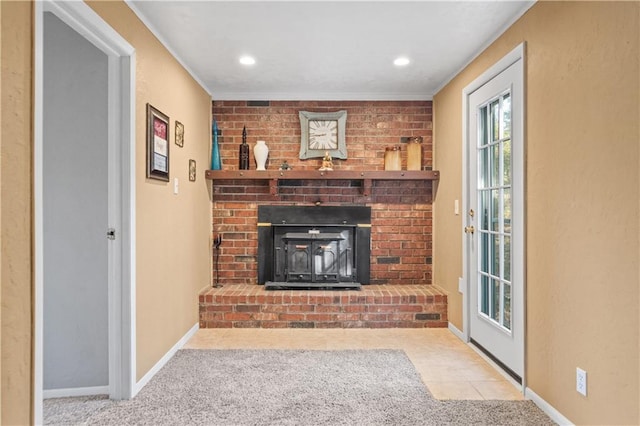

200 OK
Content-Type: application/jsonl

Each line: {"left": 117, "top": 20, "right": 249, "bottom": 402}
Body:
{"left": 309, "top": 120, "right": 338, "bottom": 150}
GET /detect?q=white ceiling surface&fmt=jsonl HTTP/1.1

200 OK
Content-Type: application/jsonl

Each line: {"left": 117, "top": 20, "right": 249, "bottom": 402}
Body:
{"left": 128, "top": 1, "right": 534, "bottom": 100}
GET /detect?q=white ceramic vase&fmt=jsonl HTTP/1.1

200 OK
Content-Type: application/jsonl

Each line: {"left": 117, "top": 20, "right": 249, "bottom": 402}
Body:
{"left": 254, "top": 140, "right": 269, "bottom": 170}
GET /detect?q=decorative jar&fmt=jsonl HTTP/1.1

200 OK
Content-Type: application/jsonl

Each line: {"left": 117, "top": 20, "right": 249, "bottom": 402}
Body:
{"left": 406, "top": 137, "right": 423, "bottom": 170}
{"left": 384, "top": 146, "right": 401, "bottom": 171}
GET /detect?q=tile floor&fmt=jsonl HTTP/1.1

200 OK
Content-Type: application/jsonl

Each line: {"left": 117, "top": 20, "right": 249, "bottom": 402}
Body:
{"left": 184, "top": 328, "right": 524, "bottom": 401}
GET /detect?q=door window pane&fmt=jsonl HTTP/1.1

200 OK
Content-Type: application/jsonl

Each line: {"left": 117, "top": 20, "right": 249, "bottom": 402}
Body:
{"left": 503, "top": 283, "right": 511, "bottom": 330}
{"left": 480, "top": 232, "right": 490, "bottom": 274}
{"left": 491, "top": 279, "right": 500, "bottom": 322}
{"left": 479, "top": 147, "right": 489, "bottom": 188}
{"left": 479, "top": 107, "right": 488, "bottom": 147}
{"left": 480, "top": 190, "right": 490, "bottom": 231}
{"left": 503, "top": 139, "right": 511, "bottom": 185}
{"left": 502, "top": 94, "right": 511, "bottom": 139}
{"left": 480, "top": 274, "right": 490, "bottom": 315}
{"left": 491, "top": 233, "right": 500, "bottom": 276}
{"left": 504, "top": 236, "right": 511, "bottom": 282}
{"left": 491, "top": 100, "right": 499, "bottom": 142}
{"left": 503, "top": 188, "right": 511, "bottom": 234}
{"left": 491, "top": 144, "right": 500, "bottom": 187}
{"left": 491, "top": 189, "right": 500, "bottom": 232}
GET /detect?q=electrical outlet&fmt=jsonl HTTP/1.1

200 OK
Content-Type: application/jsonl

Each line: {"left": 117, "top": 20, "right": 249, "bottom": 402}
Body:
{"left": 576, "top": 367, "right": 587, "bottom": 396}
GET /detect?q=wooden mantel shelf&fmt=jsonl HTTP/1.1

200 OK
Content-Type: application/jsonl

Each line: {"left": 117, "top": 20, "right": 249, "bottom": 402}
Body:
{"left": 204, "top": 169, "right": 439, "bottom": 181}
{"left": 205, "top": 169, "right": 439, "bottom": 196}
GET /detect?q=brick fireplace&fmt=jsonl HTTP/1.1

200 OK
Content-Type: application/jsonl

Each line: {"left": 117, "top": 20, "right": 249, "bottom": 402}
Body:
{"left": 200, "top": 100, "right": 447, "bottom": 328}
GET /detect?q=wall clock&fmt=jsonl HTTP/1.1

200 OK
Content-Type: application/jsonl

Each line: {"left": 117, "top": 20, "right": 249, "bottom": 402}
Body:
{"left": 299, "top": 110, "right": 347, "bottom": 160}
{"left": 309, "top": 120, "right": 338, "bottom": 150}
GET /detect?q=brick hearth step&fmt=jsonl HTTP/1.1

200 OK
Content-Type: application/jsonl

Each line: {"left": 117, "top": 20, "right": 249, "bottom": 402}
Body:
{"left": 199, "top": 284, "right": 448, "bottom": 329}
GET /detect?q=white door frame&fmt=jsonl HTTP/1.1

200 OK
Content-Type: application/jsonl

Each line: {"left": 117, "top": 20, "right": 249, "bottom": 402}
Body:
{"left": 461, "top": 42, "right": 526, "bottom": 388}
{"left": 34, "top": 0, "right": 136, "bottom": 422}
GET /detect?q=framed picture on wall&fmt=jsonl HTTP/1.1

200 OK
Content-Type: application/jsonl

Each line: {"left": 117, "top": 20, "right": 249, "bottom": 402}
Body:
{"left": 189, "top": 159, "right": 196, "bottom": 182}
{"left": 146, "top": 103, "right": 170, "bottom": 181}
{"left": 175, "top": 120, "right": 184, "bottom": 147}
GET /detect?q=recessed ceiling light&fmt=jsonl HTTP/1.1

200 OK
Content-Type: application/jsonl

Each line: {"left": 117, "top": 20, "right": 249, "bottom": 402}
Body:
{"left": 394, "top": 57, "right": 410, "bottom": 66}
{"left": 239, "top": 56, "right": 256, "bottom": 65}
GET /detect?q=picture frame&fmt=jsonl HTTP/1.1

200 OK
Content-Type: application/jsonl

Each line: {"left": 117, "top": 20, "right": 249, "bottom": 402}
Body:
{"left": 175, "top": 120, "right": 184, "bottom": 147}
{"left": 146, "top": 103, "right": 170, "bottom": 181}
{"left": 298, "top": 110, "right": 347, "bottom": 160}
{"left": 189, "top": 159, "right": 196, "bottom": 182}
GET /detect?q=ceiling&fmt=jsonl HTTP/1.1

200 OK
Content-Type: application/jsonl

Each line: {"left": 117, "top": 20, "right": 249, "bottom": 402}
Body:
{"left": 127, "top": 1, "right": 534, "bottom": 100}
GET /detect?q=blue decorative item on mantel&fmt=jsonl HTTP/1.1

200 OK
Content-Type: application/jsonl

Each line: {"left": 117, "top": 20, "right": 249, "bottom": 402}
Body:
{"left": 211, "top": 119, "right": 221, "bottom": 170}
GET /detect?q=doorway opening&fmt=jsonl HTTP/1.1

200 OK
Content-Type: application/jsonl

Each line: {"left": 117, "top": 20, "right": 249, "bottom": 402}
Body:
{"left": 34, "top": 1, "right": 136, "bottom": 423}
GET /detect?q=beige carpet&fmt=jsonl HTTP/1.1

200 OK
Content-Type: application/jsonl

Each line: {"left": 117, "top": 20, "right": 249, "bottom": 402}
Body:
{"left": 44, "top": 349, "right": 555, "bottom": 425}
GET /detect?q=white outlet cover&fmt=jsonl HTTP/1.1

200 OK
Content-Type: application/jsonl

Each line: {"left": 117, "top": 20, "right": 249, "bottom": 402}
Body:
{"left": 576, "top": 367, "right": 587, "bottom": 396}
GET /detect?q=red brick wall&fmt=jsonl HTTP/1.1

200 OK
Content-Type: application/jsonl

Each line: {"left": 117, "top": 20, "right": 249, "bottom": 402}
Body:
{"left": 211, "top": 100, "right": 434, "bottom": 286}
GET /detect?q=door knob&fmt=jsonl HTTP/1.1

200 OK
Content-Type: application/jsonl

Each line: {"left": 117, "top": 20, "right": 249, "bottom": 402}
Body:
{"left": 464, "top": 225, "right": 475, "bottom": 234}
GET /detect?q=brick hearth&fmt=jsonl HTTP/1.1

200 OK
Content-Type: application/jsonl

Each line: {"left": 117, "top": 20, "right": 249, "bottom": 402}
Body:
{"left": 199, "top": 284, "right": 448, "bottom": 329}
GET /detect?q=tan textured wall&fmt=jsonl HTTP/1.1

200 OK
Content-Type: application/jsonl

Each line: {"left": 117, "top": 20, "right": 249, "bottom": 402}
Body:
{"left": 432, "top": 87, "right": 464, "bottom": 330}
{"left": 1, "top": 2, "right": 34, "bottom": 424}
{"left": 433, "top": 2, "right": 639, "bottom": 424}
{"left": 86, "top": 1, "right": 212, "bottom": 381}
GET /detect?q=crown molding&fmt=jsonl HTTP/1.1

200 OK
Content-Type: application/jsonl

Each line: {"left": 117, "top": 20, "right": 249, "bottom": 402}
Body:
{"left": 210, "top": 91, "right": 433, "bottom": 101}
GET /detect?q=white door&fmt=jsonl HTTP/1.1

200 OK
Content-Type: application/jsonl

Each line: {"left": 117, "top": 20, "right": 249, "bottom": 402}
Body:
{"left": 467, "top": 56, "right": 524, "bottom": 381}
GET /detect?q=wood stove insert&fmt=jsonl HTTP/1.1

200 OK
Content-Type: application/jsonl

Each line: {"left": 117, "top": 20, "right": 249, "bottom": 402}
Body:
{"left": 258, "top": 206, "right": 371, "bottom": 290}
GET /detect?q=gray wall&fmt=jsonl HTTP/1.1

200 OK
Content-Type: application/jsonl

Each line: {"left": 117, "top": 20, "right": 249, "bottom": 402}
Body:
{"left": 43, "top": 12, "right": 109, "bottom": 390}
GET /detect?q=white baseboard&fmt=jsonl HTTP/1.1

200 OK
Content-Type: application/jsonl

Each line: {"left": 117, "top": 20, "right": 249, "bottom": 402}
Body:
{"left": 525, "top": 387, "right": 573, "bottom": 425}
{"left": 134, "top": 322, "right": 199, "bottom": 395}
{"left": 43, "top": 385, "right": 109, "bottom": 399}
{"left": 448, "top": 322, "right": 465, "bottom": 341}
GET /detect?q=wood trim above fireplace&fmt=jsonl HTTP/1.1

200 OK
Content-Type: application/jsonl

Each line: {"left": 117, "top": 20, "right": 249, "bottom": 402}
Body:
{"left": 205, "top": 169, "right": 439, "bottom": 196}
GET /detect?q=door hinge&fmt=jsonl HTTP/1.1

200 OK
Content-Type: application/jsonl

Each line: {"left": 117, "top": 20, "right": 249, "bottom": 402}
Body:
{"left": 107, "top": 228, "right": 116, "bottom": 240}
